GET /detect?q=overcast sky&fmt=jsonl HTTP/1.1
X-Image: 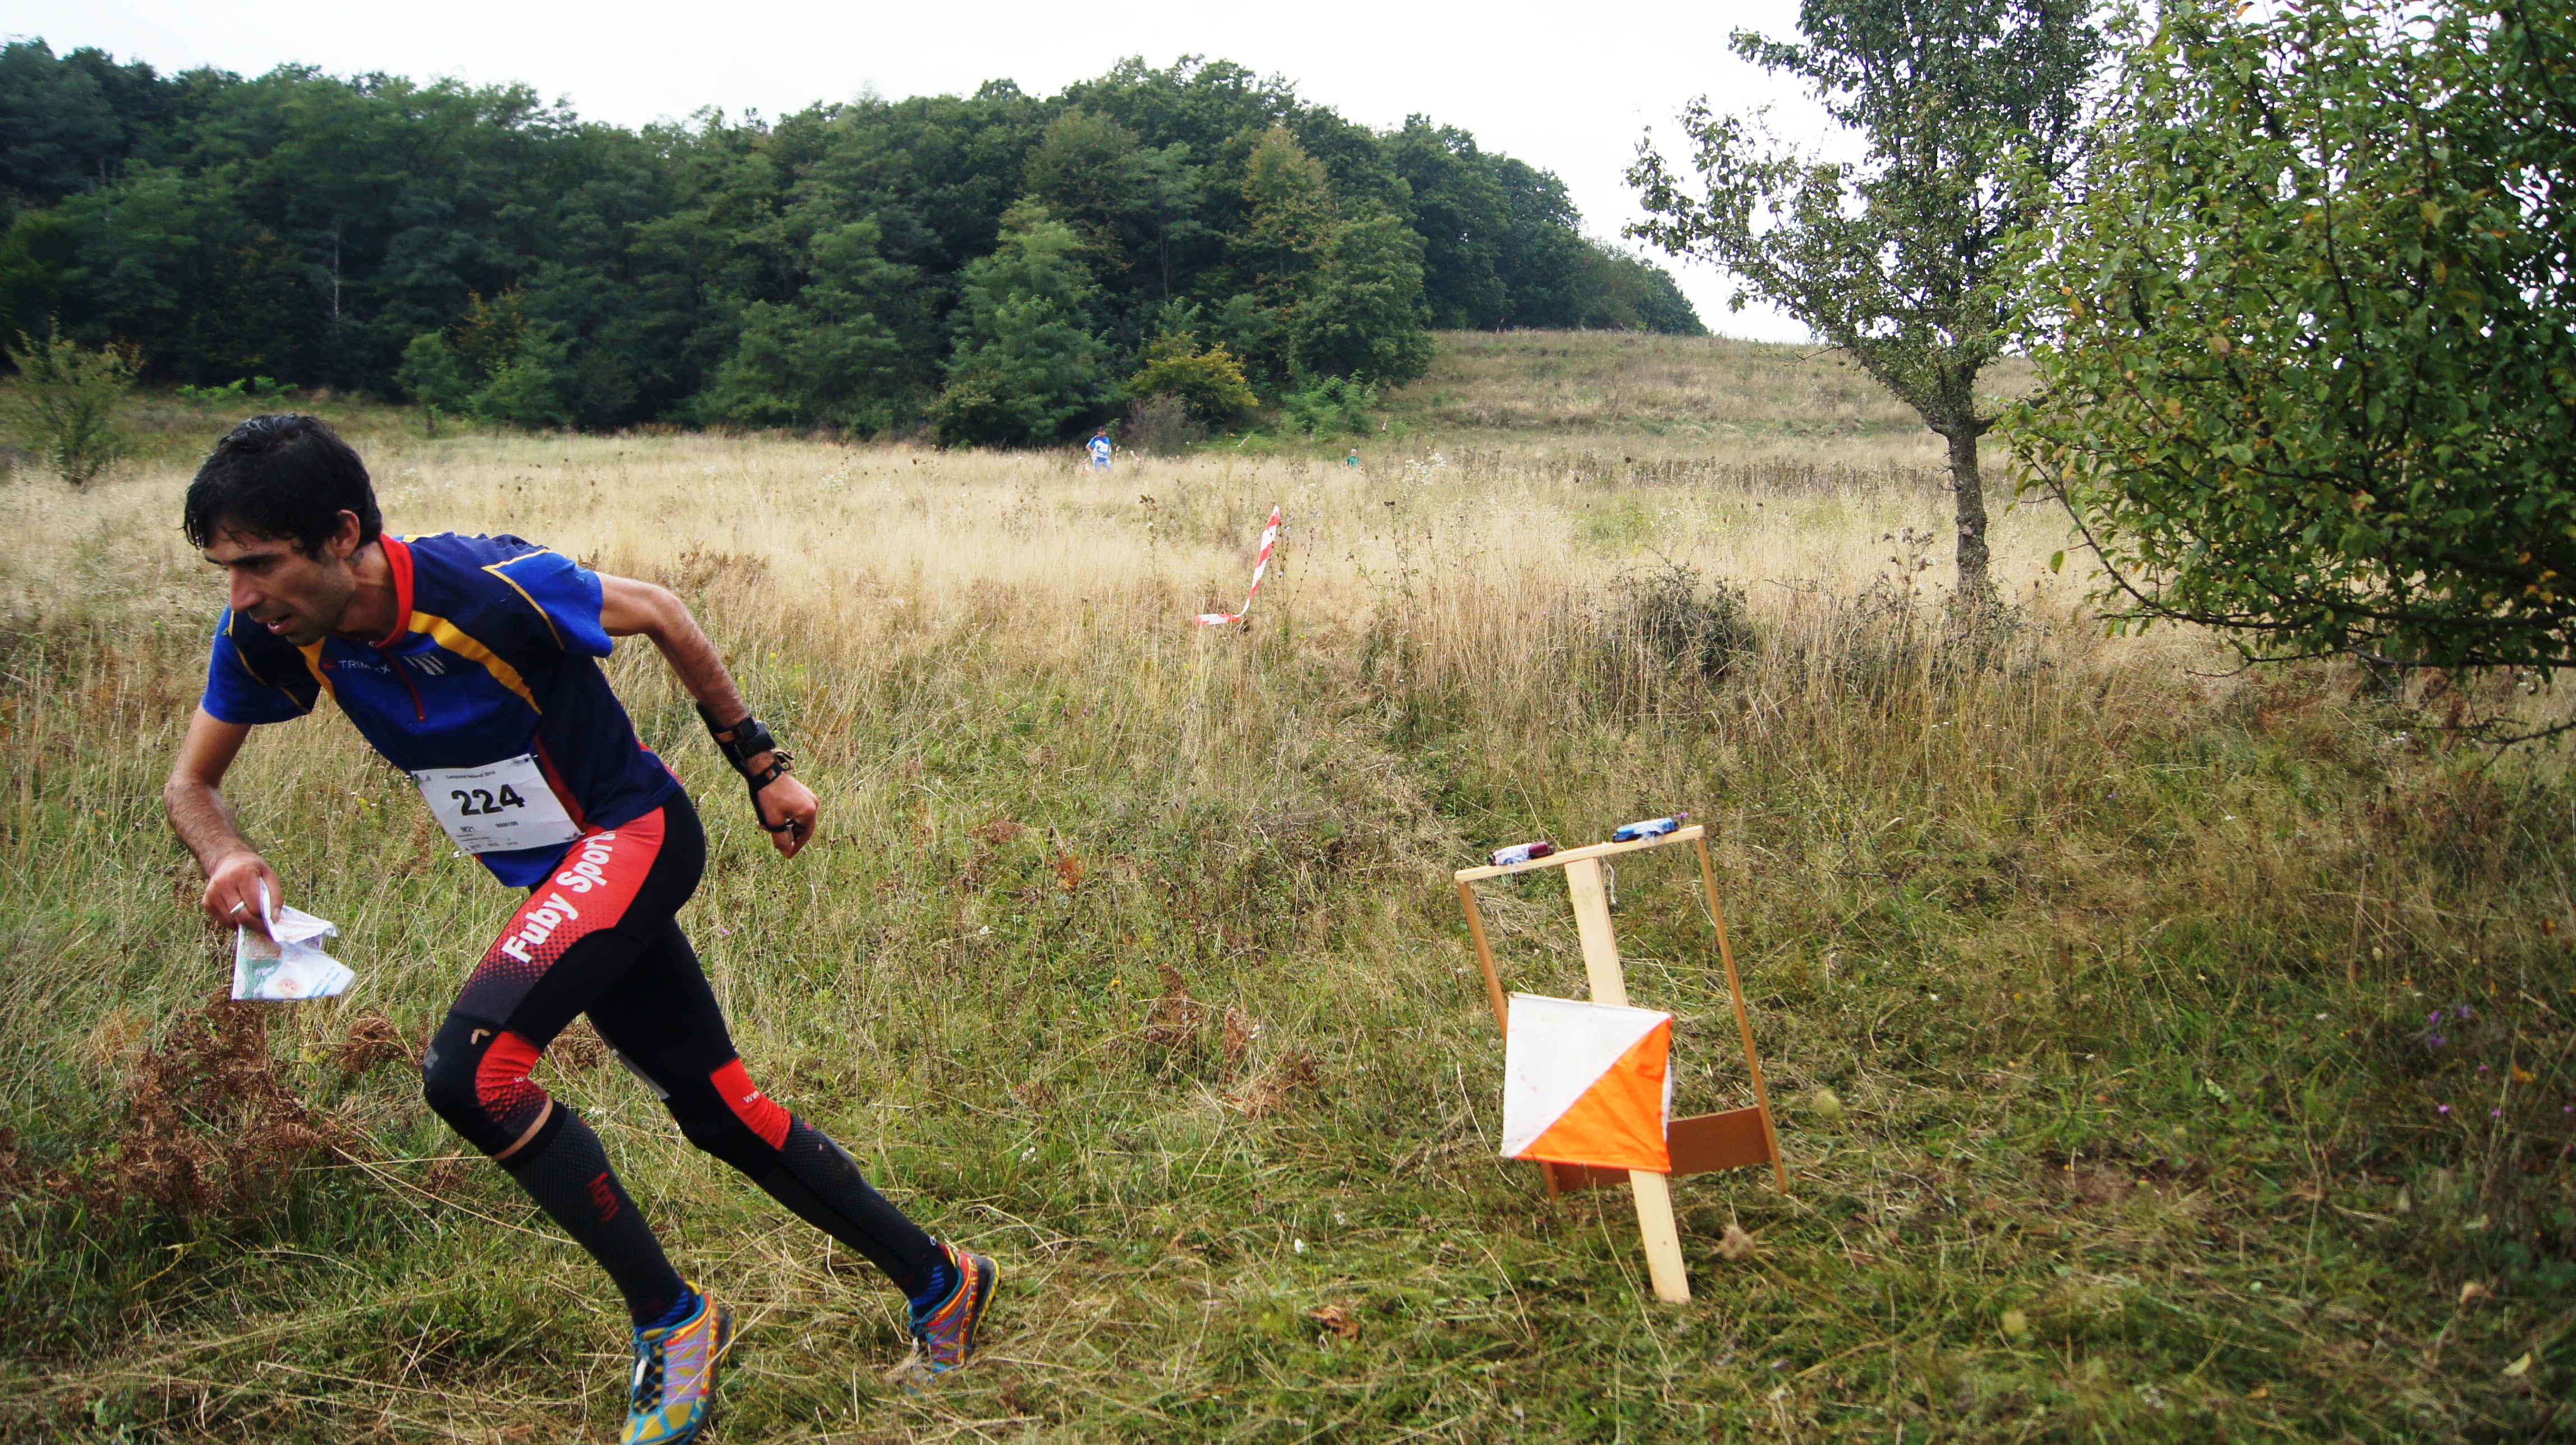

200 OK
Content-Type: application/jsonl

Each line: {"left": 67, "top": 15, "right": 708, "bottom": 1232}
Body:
{"left": 10, "top": 0, "right": 1833, "bottom": 342}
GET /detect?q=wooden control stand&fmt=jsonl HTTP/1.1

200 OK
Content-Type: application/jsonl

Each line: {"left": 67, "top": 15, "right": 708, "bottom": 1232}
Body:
{"left": 1453, "top": 825, "right": 1786, "bottom": 1304}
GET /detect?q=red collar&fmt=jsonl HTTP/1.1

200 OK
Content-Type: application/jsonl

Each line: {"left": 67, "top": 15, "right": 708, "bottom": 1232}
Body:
{"left": 338, "top": 535, "right": 415, "bottom": 648}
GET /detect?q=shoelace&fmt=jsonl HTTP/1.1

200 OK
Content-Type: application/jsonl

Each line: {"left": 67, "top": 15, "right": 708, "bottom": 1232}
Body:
{"left": 630, "top": 1337, "right": 664, "bottom": 1411}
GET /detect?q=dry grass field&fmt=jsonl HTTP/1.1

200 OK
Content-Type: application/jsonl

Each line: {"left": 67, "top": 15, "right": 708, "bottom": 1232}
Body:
{"left": 1, "top": 333, "right": 2569, "bottom": 1442}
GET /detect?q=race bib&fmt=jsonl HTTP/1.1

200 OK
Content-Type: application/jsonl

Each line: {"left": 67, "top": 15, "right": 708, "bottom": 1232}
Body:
{"left": 415, "top": 754, "right": 581, "bottom": 854}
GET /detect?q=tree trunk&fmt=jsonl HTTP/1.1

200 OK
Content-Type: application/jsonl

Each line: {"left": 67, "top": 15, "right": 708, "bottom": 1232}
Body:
{"left": 1947, "top": 427, "right": 1992, "bottom": 599}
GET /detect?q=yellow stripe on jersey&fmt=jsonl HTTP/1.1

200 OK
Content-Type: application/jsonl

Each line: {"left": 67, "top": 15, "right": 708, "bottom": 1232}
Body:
{"left": 297, "top": 640, "right": 334, "bottom": 698}
{"left": 408, "top": 610, "right": 540, "bottom": 712}
{"left": 223, "top": 611, "right": 275, "bottom": 688}
{"left": 481, "top": 553, "right": 569, "bottom": 652}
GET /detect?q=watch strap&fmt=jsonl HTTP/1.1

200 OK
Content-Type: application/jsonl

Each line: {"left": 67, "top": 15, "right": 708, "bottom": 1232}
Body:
{"left": 697, "top": 702, "right": 780, "bottom": 771}
{"left": 744, "top": 752, "right": 797, "bottom": 833}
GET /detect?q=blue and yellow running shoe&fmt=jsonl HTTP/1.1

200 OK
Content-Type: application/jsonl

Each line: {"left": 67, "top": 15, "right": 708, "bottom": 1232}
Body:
{"left": 623, "top": 1287, "right": 734, "bottom": 1445}
{"left": 909, "top": 1242, "right": 997, "bottom": 1374}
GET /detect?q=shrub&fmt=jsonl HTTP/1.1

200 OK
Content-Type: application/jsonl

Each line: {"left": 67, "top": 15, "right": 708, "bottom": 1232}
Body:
{"left": 397, "top": 331, "right": 474, "bottom": 430}
{"left": 174, "top": 376, "right": 296, "bottom": 403}
{"left": 1124, "top": 394, "right": 1206, "bottom": 456}
{"left": 1281, "top": 375, "right": 1376, "bottom": 436}
{"left": 1125, "top": 336, "right": 1257, "bottom": 425}
{"left": 394, "top": 289, "right": 580, "bottom": 433}
{"left": 467, "top": 326, "right": 574, "bottom": 430}
{"left": 0, "top": 325, "right": 137, "bottom": 486}
{"left": 1608, "top": 560, "right": 1756, "bottom": 684}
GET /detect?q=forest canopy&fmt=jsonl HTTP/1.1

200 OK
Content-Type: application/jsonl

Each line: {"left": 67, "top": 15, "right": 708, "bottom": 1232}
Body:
{"left": 0, "top": 44, "right": 1703, "bottom": 441}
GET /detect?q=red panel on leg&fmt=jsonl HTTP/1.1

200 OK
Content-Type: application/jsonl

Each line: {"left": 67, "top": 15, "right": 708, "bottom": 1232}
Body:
{"left": 710, "top": 1059, "right": 790, "bottom": 1150}
{"left": 476, "top": 1029, "right": 550, "bottom": 1138}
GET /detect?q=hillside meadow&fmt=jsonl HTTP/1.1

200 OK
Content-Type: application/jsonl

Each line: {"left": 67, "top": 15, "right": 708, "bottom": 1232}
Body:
{"left": 0, "top": 332, "right": 2569, "bottom": 1441}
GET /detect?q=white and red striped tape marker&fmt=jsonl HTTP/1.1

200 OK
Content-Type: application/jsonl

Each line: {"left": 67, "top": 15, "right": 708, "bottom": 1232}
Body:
{"left": 1194, "top": 505, "right": 1282, "bottom": 626}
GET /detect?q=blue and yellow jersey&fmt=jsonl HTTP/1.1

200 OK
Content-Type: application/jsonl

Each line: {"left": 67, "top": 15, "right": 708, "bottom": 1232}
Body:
{"left": 201, "top": 533, "right": 682, "bottom": 888}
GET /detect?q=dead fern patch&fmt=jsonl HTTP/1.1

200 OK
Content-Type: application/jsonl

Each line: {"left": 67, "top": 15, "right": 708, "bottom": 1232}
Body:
{"left": 954, "top": 841, "right": 997, "bottom": 891}
{"left": 0, "top": 1128, "right": 28, "bottom": 1199}
{"left": 1221, "top": 1006, "right": 1262, "bottom": 1069}
{"left": 549, "top": 1019, "right": 609, "bottom": 1071}
{"left": 330, "top": 1010, "right": 415, "bottom": 1076}
{"left": 1233, "top": 1049, "right": 1322, "bottom": 1117}
{"left": 421, "top": 1154, "right": 475, "bottom": 1197}
{"left": 67, "top": 991, "right": 341, "bottom": 1218}
{"left": 1142, "top": 963, "right": 1210, "bottom": 1051}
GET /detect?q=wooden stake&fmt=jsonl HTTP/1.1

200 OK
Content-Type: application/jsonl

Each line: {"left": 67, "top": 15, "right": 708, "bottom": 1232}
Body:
{"left": 1626, "top": 1170, "right": 1689, "bottom": 1303}
{"left": 1563, "top": 859, "right": 1630, "bottom": 1006}
{"left": 1456, "top": 881, "right": 1510, "bottom": 1033}
{"left": 1565, "top": 857, "right": 1690, "bottom": 1303}
{"left": 1456, "top": 879, "right": 1560, "bottom": 1198}
{"left": 1697, "top": 835, "right": 1788, "bottom": 1191}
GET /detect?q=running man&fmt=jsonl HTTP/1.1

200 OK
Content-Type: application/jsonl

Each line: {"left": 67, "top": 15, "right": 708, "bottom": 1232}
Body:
{"left": 161, "top": 416, "right": 996, "bottom": 1444}
{"left": 1087, "top": 427, "right": 1113, "bottom": 471}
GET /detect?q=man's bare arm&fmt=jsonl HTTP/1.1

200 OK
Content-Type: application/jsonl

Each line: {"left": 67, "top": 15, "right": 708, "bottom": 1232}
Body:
{"left": 164, "top": 707, "right": 286, "bottom": 931}
{"left": 597, "top": 573, "right": 817, "bottom": 856}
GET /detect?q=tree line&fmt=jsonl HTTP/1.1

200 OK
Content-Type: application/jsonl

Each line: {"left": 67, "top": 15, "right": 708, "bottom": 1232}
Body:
{"left": 0, "top": 47, "right": 1702, "bottom": 444}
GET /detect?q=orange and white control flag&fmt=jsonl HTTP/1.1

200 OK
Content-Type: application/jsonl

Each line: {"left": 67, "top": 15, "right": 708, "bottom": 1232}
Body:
{"left": 1500, "top": 994, "right": 1674, "bottom": 1172}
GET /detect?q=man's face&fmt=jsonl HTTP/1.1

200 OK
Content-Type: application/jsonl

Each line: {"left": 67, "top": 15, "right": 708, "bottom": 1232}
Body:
{"left": 202, "top": 513, "right": 362, "bottom": 647}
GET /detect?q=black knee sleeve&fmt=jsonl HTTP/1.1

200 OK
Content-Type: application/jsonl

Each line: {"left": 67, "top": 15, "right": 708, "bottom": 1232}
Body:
{"left": 420, "top": 1017, "right": 483, "bottom": 1136}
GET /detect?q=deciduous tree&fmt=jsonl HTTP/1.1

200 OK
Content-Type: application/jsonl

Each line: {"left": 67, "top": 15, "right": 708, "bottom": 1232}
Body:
{"left": 2008, "top": 0, "right": 2576, "bottom": 703}
{"left": 697, "top": 219, "right": 920, "bottom": 432}
{"left": 1629, "top": 0, "right": 2100, "bottom": 597}
{"left": 1289, "top": 210, "right": 1434, "bottom": 387}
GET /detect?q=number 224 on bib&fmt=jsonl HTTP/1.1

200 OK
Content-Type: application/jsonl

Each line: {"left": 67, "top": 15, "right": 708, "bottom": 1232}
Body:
{"left": 414, "top": 754, "right": 581, "bottom": 854}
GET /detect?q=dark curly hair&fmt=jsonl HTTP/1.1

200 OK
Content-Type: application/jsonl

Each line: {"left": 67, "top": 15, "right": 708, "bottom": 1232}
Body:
{"left": 181, "top": 415, "right": 381, "bottom": 557}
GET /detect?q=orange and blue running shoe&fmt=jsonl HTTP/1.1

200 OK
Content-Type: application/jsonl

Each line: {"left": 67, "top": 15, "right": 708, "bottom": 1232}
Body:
{"left": 909, "top": 1242, "right": 997, "bottom": 1374}
{"left": 623, "top": 1287, "right": 733, "bottom": 1445}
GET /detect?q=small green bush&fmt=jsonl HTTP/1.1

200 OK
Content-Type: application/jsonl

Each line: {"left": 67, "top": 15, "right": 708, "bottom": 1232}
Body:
{"left": 1125, "top": 337, "right": 1257, "bottom": 425}
{"left": 1, "top": 326, "right": 137, "bottom": 486}
{"left": 397, "top": 331, "right": 473, "bottom": 435}
{"left": 1280, "top": 375, "right": 1376, "bottom": 436}
{"left": 175, "top": 376, "right": 296, "bottom": 403}
{"left": 1608, "top": 560, "right": 1755, "bottom": 683}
